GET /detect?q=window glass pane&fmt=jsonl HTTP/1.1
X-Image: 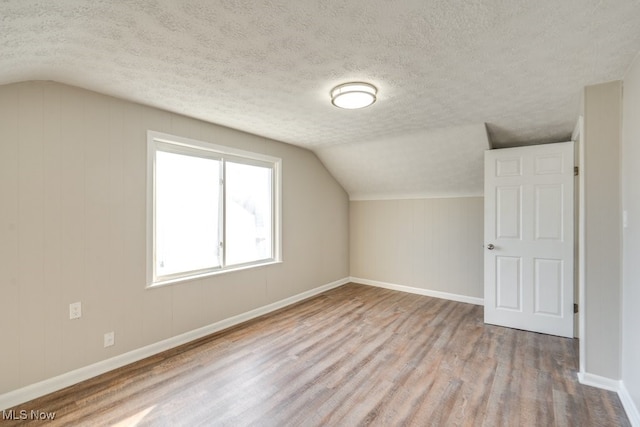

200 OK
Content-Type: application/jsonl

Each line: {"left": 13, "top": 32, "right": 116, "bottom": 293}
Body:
{"left": 156, "top": 150, "right": 221, "bottom": 277}
{"left": 225, "top": 161, "right": 273, "bottom": 266}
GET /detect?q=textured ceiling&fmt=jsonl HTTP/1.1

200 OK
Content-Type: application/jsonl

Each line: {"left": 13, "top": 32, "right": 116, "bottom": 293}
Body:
{"left": 316, "top": 124, "right": 489, "bottom": 199}
{"left": 2, "top": 1, "right": 640, "bottom": 198}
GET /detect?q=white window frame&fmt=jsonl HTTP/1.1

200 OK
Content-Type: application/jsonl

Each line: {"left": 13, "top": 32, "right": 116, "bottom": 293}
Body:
{"left": 146, "top": 130, "right": 282, "bottom": 288}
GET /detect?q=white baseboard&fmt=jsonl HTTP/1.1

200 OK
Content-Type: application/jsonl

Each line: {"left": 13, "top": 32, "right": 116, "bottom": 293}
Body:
{"left": 0, "top": 277, "right": 350, "bottom": 411}
{"left": 578, "top": 371, "right": 621, "bottom": 392}
{"left": 350, "top": 277, "right": 484, "bottom": 306}
{"left": 619, "top": 382, "right": 640, "bottom": 427}
{"left": 578, "top": 371, "right": 640, "bottom": 427}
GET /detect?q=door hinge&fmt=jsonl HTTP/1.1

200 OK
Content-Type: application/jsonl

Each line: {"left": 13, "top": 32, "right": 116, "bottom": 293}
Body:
{"left": 574, "top": 166, "right": 579, "bottom": 176}
{"left": 574, "top": 303, "right": 579, "bottom": 314}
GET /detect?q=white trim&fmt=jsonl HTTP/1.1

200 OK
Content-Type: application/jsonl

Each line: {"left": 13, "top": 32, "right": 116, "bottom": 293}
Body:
{"left": 575, "top": 115, "right": 587, "bottom": 375}
{"left": 578, "top": 373, "right": 640, "bottom": 426}
{"left": 0, "top": 277, "right": 350, "bottom": 411}
{"left": 578, "top": 372, "right": 621, "bottom": 392}
{"left": 572, "top": 115, "right": 583, "bottom": 142}
{"left": 149, "top": 260, "right": 283, "bottom": 289}
{"left": 349, "top": 192, "right": 483, "bottom": 201}
{"left": 351, "top": 277, "right": 484, "bottom": 306}
{"left": 620, "top": 381, "right": 640, "bottom": 427}
{"left": 146, "top": 130, "right": 283, "bottom": 287}
{"left": 148, "top": 130, "right": 282, "bottom": 164}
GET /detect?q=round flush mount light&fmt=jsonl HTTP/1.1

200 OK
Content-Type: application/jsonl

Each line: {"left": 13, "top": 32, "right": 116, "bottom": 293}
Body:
{"left": 330, "top": 82, "right": 377, "bottom": 109}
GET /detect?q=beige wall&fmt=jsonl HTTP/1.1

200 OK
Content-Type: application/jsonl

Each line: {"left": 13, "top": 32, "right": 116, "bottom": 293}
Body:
{"left": 582, "top": 81, "right": 623, "bottom": 379}
{"left": 622, "top": 55, "right": 640, "bottom": 413}
{"left": 350, "top": 197, "right": 484, "bottom": 299}
{"left": 0, "top": 81, "right": 349, "bottom": 394}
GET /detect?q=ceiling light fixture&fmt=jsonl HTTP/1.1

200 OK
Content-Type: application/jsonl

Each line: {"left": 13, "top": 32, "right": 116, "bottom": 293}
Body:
{"left": 330, "top": 82, "right": 377, "bottom": 109}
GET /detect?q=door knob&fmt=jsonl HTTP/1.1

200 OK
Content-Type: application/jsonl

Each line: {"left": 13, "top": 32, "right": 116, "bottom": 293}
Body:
{"left": 487, "top": 244, "right": 495, "bottom": 250}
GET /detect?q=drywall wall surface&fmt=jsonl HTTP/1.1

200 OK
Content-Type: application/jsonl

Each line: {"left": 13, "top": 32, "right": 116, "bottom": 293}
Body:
{"left": 622, "top": 54, "right": 640, "bottom": 415}
{"left": 350, "top": 197, "right": 483, "bottom": 299}
{"left": 0, "top": 81, "right": 349, "bottom": 394}
{"left": 582, "top": 80, "right": 623, "bottom": 380}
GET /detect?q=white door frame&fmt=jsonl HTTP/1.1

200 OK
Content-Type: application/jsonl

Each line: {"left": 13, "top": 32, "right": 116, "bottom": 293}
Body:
{"left": 572, "top": 116, "right": 587, "bottom": 376}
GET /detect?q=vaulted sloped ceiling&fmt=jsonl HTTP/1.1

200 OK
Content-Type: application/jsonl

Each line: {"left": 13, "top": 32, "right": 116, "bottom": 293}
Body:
{"left": 2, "top": 1, "right": 640, "bottom": 199}
{"left": 316, "top": 124, "right": 489, "bottom": 200}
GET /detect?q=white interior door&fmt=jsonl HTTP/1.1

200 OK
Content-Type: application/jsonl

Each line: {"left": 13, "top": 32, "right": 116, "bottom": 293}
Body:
{"left": 484, "top": 142, "right": 574, "bottom": 338}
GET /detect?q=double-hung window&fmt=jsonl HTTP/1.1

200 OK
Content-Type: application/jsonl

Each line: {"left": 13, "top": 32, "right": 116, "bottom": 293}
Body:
{"left": 147, "top": 131, "right": 281, "bottom": 287}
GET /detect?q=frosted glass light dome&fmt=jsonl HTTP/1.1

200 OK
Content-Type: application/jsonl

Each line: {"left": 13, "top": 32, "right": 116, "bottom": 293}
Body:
{"left": 330, "top": 82, "right": 377, "bottom": 109}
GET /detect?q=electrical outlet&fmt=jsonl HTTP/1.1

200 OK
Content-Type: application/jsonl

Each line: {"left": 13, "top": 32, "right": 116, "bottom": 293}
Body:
{"left": 104, "top": 332, "right": 115, "bottom": 348}
{"left": 69, "top": 302, "right": 82, "bottom": 320}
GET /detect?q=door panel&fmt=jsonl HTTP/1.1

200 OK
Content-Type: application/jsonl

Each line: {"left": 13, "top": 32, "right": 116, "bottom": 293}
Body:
{"left": 496, "top": 157, "right": 522, "bottom": 176}
{"left": 534, "top": 258, "right": 563, "bottom": 316}
{"left": 496, "top": 256, "right": 522, "bottom": 311}
{"left": 535, "top": 185, "right": 563, "bottom": 240}
{"left": 484, "top": 141, "right": 574, "bottom": 337}
{"left": 535, "top": 154, "right": 564, "bottom": 175}
{"left": 496, "top": 186, "right": 521, "bottom": 239}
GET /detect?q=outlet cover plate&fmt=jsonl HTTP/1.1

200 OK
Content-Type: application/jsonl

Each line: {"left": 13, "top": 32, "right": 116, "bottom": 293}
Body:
{"left": 104, "top": 332, "right": 115, "bottom": 348}
{"left": 69, "top": 302, "right": 82, "bottom": 320}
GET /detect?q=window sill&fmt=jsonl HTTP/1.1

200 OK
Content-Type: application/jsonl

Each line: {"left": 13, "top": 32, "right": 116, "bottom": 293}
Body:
{"left": 147, "top": 259, "right": 282, "bottom": 289}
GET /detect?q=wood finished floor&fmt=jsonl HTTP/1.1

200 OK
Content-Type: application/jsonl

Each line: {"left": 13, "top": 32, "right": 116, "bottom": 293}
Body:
{"left": 3, "top": 283, "right": 630, "bottom": 426}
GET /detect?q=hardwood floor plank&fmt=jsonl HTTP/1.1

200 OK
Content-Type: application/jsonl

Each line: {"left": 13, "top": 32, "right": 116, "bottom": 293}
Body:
{"left": 3, "top": 283, "right": 630, "bottom": 426}
{"left": 553, "top": 388, "right": 586, "bottom": 427}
